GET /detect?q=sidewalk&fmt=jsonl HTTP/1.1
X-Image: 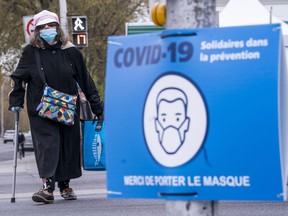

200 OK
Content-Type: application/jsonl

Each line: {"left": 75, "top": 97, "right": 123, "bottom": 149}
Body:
{"left": 0, "top": 153, "right": 107, "bottom": 201}
{"left": 0, "top": 152, "right": 166, "bottom": 216}
{"left": 0, "top": 152, "right": 37, "bottom": 174}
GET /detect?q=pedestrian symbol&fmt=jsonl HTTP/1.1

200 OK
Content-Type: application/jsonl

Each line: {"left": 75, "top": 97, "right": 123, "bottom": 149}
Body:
{"left": 74, "top": 18, "right": 85, "bottom": 31}
{"left": 71, "top": 16, "right": 87, "bottom": 32}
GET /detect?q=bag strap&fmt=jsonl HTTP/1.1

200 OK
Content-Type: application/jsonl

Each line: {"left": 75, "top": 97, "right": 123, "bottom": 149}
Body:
{"left": 34, "top": 48, "right": 47, "bottom": 84}
{"left": 34, "top": 48, "right": 79, "bottom": 88}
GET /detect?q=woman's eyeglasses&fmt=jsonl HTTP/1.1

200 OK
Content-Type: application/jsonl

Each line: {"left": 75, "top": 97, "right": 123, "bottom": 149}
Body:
{"left": 37, "top": 22, "right": 58, "bottom": 30}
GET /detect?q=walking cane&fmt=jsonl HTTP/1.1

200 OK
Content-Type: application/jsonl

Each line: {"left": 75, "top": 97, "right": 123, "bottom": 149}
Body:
{"left": 11, "top": 111, "right": 19, "bottom": 203}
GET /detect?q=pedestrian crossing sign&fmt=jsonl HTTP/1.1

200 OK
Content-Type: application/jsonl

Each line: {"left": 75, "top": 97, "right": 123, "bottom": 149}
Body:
{"left": 71, "top": 16, "right": 87, "bottom": 32}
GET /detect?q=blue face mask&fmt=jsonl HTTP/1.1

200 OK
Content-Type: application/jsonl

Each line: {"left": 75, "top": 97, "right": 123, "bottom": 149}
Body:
{"left": 40, "top": 29, "right": 57, "bottom": 43}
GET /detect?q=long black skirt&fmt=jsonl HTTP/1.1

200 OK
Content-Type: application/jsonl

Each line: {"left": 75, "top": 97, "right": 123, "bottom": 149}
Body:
{"left": 29, "top": 115, "right": 82, "bottom": 182}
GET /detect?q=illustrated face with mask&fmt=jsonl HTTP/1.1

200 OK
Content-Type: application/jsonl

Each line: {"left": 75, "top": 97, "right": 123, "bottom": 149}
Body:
{"left": 155, "top": 88, "right": 190, "bottom": 154}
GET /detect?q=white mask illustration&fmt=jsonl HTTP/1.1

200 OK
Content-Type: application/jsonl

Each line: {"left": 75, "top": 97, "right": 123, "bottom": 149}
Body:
{"left": 155, "top": 88, "right": 190, "bottom": 154}
{"left": 144, "top": 74, "right": 207, "bottom": 167}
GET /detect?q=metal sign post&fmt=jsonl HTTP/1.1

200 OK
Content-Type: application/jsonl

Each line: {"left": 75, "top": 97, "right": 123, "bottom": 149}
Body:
{"left": 59, "top": 0, "right": 68, "bottom": 35}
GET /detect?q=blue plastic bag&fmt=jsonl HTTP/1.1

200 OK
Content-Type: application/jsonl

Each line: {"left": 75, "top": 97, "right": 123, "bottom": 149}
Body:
{"left": 82, "top": 120, "right": 105, "bottom": 171}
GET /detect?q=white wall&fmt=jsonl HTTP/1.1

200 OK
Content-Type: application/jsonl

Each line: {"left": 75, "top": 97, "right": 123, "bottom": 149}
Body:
{"left": 216, "top": 0, "right": 288, "bottom": 21}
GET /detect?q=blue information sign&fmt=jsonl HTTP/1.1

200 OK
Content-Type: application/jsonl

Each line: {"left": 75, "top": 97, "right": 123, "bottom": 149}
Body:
{"left": 105, "top": 24, "right": 287, "bottom": 201}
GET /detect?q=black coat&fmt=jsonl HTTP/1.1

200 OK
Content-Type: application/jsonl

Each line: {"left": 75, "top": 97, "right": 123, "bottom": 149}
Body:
{"left": 9, "top": 41, "right": 103, "bottom": 181}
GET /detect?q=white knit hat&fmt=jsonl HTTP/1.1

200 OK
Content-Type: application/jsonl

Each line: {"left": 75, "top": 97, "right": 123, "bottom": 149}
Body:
{"left": 33, "top": 10, "right": 60, "bottom": 27}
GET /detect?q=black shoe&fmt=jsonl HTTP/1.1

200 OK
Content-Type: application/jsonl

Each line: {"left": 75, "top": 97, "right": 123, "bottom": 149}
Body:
{"left": 32, "top": 189, "right": 54, "bottom": 204}
{"left": 60, "top": 188, "right": 77, "bottom": 200}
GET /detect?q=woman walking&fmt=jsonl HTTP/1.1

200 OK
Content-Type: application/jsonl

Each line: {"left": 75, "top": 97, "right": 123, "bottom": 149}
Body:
{"left": 9, "top": 10, "right": 103, "bottom": 204}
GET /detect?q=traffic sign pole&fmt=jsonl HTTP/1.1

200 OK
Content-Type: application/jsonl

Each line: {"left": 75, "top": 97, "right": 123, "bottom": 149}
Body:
{"left": 59, "top": 0, "right": 68, "bottom": 35}
{"left": 165, "top": 0, "right": 217, "bottom": 215}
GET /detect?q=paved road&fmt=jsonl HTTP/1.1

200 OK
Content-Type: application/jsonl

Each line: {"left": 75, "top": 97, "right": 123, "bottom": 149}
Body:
{"left": 1, "top": 139, "right": 288, "bottom": 215}
{"left": 0, "top": 139, "right": 166, "bottom": 216}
